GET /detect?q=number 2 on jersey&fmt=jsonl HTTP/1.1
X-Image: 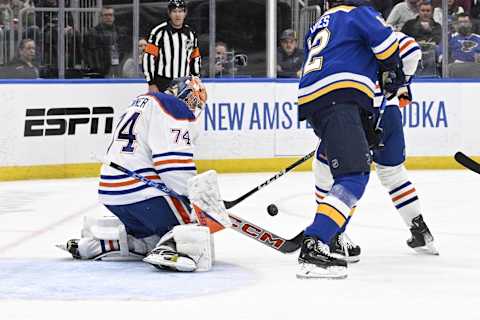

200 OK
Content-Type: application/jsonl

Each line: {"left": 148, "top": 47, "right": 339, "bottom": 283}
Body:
{"left": 303, "top": 28, "right": 331, "bottom": 75}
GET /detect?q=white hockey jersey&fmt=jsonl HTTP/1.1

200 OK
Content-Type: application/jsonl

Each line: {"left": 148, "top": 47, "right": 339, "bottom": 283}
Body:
{"left": 98, "top": 92, "right": 200, "bottom": 206}
{"left": 374, "top": 32, "right": 422, "bottom": 107}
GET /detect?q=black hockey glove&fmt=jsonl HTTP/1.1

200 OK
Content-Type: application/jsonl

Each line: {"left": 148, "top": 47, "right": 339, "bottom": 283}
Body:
{"left": 360, "top": 109, "right": 383, "bottom": 150}
{"left": 379, "top": 65, "right": 407, "bottom": 100}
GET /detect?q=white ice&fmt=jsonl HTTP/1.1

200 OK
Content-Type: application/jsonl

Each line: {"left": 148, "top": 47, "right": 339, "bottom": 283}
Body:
{"left": 1, "top": 170, "right": 479, "bottom": 320}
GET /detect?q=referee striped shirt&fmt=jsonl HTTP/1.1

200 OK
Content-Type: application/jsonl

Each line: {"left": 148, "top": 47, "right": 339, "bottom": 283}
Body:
{"left": 143, "top": 21, "right": 201, "bottom": 85}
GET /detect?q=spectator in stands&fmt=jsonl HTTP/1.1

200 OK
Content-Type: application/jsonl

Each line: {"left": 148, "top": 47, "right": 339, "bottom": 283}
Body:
{"left": 84, "top": 6, "right": 127, "bottom": 78}
{"left": 387, "top": 0, "right": 420, "bottom": 30}
{"left": 200, "top": 42, "right": 231, "bottom": 77}
{"left": 433, "top": 0, "right": 464, "bottom": 26}
{"left": 433, "top": 0, "right": 471, "bottom": 14}
{"left": 472, "top": 0, "right": 480, "bottom": 19}
{"left": 277, "top": 29, "right": 303, "bottom": 78}
{"left": 38, "top": 0, "right": 81, "bottom": 76}
{"left": 449, "top": 13, "right": 480, "bottom": 62}
{"left": 0, "top": 38, "right": 38, "bottom": 78}
{"left": 122, "top": 37, "right": 147, "bottom": 78}
{"left": 372, "top": 0, "right": 394, "bottom": 19}
{"left": 402, "top": 2, "right": 442, "bottom": 44}
{"left": 0, "top": 0, "right": 27, "bottom": 22}
{"left": 213, "top": 41, "right": 235, "bottom": 77}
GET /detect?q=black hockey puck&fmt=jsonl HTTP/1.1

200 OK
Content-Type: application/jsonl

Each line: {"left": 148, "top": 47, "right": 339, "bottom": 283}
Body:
{"left": 267, "top": 204, "right": 278, "bottom": 216}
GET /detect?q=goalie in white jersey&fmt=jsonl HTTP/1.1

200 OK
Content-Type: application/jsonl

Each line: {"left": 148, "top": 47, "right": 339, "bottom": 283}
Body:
{"left": 58, "top": 76, "right": 232, "bottom": 272}
{"left": 314, "top": 32, "right": 439, "bottom": 262}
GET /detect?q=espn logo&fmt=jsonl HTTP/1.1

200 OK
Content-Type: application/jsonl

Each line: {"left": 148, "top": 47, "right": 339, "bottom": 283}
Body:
{"left": 24, "top": 106, "right": 114, "bottom": 137}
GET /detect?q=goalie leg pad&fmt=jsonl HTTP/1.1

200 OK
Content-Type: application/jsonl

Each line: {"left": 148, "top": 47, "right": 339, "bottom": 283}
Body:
{"left": 144, "top": 224, "right": 214, "bottom": 272}
{"left": 61, "top": 212, "right": 153, "bottom": 260}
{"left": 174, "top": 224, "right": 213, "bottom": 272}
{"left": 81, "top": 213, "right": 130, "bottom": 257}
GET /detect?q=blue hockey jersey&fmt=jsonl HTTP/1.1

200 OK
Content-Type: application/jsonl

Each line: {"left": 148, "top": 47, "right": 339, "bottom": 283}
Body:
{"left": 298, "top": 5, "right": 401, "bottom": 120}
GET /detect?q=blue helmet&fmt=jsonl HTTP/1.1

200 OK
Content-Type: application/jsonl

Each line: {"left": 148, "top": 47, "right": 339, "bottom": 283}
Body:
{"left": 326, "top": 0, "right": 371, "bottom": 9}
{"left": 344, "top": 0, "right": 371, "bottom": 6}
{"left": 166, "top": 76, "right": 207, "bottom": 113}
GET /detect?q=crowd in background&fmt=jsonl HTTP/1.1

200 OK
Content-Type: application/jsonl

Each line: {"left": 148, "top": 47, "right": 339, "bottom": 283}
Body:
{"left": 1, "top": 0, "right": 480, "bottom": 79}
{"left": 0, "top": 1, "right": 131, "bottom": 79}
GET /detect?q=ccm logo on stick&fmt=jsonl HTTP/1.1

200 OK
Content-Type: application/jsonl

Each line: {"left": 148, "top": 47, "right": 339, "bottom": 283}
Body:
{"left": 230, "top": 216, "right": 286, "bottom": 249}
{"left": 24, "top": 107, "right": 114, "bottom": 137}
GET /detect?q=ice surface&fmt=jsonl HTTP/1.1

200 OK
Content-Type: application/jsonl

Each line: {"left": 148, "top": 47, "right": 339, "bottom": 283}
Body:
{"left": 1, "top": 170, "right": 479, "bottom": 320}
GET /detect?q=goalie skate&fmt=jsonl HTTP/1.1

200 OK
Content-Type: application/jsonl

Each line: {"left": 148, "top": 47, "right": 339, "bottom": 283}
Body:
{"left": 297, "top": 236, "right": 347, "bottom": 279}
{"left": 329, "top": 233, "right": 361, "bottom": 263}
{"left": 56, "top": 239, "right": 81, "bottom": 259}
{"left": 407, "top": 215, "right": 439, "bottom": 255}
{"left": 143, "top": 245, "right": 197, "bottom": 272}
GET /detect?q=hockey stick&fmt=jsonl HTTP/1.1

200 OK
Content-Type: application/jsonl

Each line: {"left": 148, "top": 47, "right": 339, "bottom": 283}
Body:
{"left": 374, "top": 96, "right": 387, "bottom": 133}
{"left": 223, "top": 150, "right": 316, "bottom": 209}
{"left": 373, "top": 97, "right": 387, "bottom": 149}
{"left": 454, "top": 152, "right": 480, "bottom": 174}
{"left": 108, "top": 161, "right": 304, "bottom": 253}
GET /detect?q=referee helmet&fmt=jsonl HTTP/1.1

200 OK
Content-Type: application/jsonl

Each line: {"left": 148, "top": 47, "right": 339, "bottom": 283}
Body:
{"left": 168, "top": 0, "right": 186, "bottom": 11}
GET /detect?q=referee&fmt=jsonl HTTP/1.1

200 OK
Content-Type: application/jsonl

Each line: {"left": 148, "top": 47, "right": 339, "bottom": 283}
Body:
{"left": 142, "top": 0, "right": 201, "bottom": 92}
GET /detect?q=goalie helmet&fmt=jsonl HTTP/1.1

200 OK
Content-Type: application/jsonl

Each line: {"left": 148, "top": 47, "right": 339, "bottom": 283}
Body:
{"left": 165, "top": 76, "right": 207, "bottom": 115}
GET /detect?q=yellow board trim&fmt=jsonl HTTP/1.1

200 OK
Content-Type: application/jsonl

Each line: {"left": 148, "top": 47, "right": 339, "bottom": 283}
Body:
{"left": 0, "top": 156, "right": 476, "bottom": 181}
{"left": 317, "top": 203, "right": 346, "bottom": 226}
{"left": 298, "top": 81, "right": 374, "bottom": 105}
{"left": 375, "top": 41, "right": 399, "bottom": 60}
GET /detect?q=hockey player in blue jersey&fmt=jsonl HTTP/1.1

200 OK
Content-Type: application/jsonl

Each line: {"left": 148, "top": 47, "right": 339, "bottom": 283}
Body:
{"left": 296, "top": 0, "right": 407, "bottom": 279}
{"left": 58, "top": 76, "right": 232, "bottom": 272}
{"left": 314, "top": 32, "right": 439, "bottom": 264}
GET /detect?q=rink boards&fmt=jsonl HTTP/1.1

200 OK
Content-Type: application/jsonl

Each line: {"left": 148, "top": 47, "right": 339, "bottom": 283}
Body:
{"left": 0, "top": 78, "right": 479, "bottom": 180}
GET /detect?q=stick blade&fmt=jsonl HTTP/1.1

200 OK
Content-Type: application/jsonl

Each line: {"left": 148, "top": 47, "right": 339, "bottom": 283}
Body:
{"left": 454, "top": 152, "right": 480, "bottom": 174}
{"left": 278, "top": 231, "right": 304, "bottom": 253}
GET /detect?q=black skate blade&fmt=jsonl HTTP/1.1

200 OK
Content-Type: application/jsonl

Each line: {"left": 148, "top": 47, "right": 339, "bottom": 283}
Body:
{"left": 412, "top": 242, "right": 439, "bottom": 256}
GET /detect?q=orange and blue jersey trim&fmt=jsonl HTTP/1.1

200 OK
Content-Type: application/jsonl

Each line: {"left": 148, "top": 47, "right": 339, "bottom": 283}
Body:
{"left": 153, "top": 152, "right": 196, "bottom": 174}
{"left": 398, "top": 35, "right": 420, "bottom": 60}
{"left": 99, "top": 167, "right": 160, "bottom": 195}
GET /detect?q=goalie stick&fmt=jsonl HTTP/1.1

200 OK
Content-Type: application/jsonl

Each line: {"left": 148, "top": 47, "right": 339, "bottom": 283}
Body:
{"left": 223, "top": 150, "right": 316, "bottom": 209}
{"left": 108, "top": 161, "right": 303, "bottom": 253}
{"left": 454, "top": 152, "right": 480, "bottom": 174}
